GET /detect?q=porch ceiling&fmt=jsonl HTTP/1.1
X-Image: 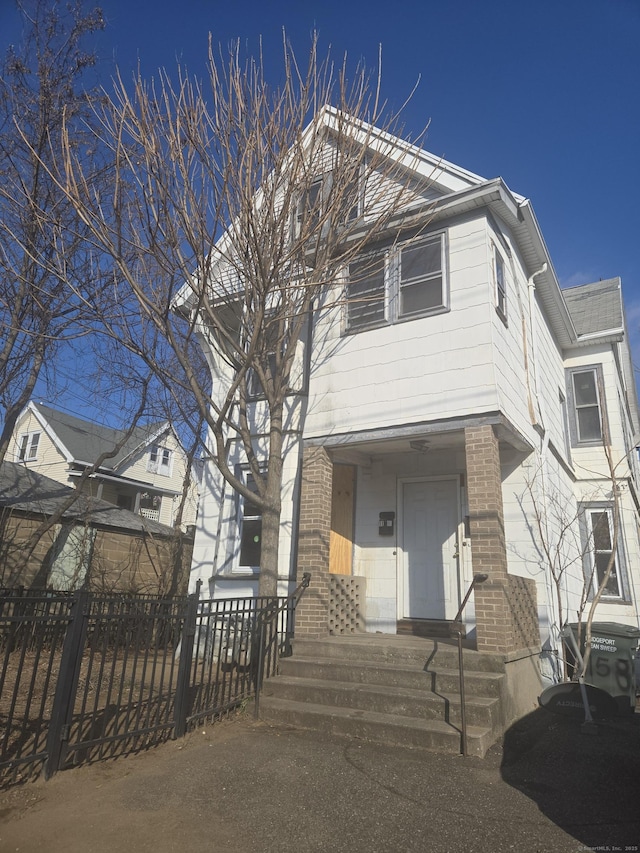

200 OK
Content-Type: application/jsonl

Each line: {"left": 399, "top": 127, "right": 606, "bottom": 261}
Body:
{"left": 308, "top": 413, "right": 533, "bottom": 461}
{"left": 331, "top": 430, "right": 466, "bottom": 460}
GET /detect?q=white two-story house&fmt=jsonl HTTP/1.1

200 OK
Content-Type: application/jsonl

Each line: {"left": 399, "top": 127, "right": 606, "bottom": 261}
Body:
{"left": 188, "top": 108, "right": 640, "bottom": 703}
{"left": 12, "top": 402, "right": 200, "bottom": 530}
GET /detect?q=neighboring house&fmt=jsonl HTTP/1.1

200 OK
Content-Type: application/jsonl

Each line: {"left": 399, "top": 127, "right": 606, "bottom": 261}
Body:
{"left": 188, "top": 108, "right": 640, "bottom": 712}
{"left": 0, "top": 461, "right": 192, "bottom": 594}
{"left": 11, "top": 402, "right": 199, "bottom": 531}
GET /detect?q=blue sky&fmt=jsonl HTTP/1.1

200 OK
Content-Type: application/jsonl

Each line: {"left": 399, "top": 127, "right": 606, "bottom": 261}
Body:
{"left": 2, "top": 0, "right": 639, "bottom": 419}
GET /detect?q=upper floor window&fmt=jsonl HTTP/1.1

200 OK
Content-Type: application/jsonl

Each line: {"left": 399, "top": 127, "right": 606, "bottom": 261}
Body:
{"left": 295, "top": 176, "right": 323, "bottom": 235}
{"left": 346, "top": 232, "right": 447, "bottom": 332}
{"left": 294, "top": 167, "right": 362, "bottom": 239}
{"left": 493, "top": 242, "right": 507, "bottom": 320}
{"left": 18, "top": 431, "right": 40, "bottom": 462}
{"left": 567, "top": 367, "right": 604, "bottom": 445}
{"left": 148, "top": 445, "right": 172, "bottom": 476}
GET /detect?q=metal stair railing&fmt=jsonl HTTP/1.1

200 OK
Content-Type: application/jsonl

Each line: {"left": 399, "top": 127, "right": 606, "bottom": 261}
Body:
{"left": 253, "top": 573, "right": 311, "bottom": 720}
{"left": 451, "top": 573, "right": 489, "bottom": 757}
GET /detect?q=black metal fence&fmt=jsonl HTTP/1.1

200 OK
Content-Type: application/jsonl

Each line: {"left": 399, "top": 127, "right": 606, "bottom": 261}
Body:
{"left": 0, "top": 576, "right": 309, "bottom": 786}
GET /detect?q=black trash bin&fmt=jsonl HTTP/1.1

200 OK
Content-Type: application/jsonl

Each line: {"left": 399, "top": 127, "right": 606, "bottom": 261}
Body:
{"left": 567, "top": 622, "right": 640, "bottom": 715}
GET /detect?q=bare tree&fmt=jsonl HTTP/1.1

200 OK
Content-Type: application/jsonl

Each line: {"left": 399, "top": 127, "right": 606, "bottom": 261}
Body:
{"left": 54, "top": 33, "right": 431, "bottom": 594}
{"left": 523, "top": 415, "right": 628, "bottom": 681}
{"left": 0, "top": 0, "right": 106, "bottom": 464}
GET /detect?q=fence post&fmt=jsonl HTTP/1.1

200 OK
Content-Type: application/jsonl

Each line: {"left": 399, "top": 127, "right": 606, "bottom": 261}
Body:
{"left": 44, "top": 590, "right": 90, "bottom": 780}
{"left": 174, "top": 580, "right": 201, "bottom": 739}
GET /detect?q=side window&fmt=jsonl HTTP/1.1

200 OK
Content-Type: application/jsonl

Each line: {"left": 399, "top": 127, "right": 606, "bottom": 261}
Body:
{"left": 238, "top": 473, "right": 262, "bottom": 570}
{"left": 566, "top": 366, "right": 605, "bottom": 446}
{"left": 493, "top": 242, "right": 507, "bottom": 321}
{"left": 581, "top": 506, "right": 625, "bottom": 600}
{"left": 18, "top": 431, "right": 40, "bottom": 462}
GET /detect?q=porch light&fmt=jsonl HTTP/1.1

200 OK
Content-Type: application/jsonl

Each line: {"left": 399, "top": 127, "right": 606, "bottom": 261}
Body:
{"left": 409, "top": 439, "right": 430, "bottom": 453}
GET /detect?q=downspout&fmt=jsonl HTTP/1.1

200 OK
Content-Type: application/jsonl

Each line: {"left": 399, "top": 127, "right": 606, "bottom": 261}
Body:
{"left": 527, "top": 262, "right": 548, "bottom": 433}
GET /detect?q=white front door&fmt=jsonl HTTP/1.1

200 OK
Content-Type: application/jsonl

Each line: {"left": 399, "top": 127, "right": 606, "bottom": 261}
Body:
{"left": 402, "top": 478, "right": 460, "bottom": 620}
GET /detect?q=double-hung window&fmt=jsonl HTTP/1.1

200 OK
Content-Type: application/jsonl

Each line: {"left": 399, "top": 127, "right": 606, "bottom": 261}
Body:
{"left": 148, "top": 445, "right": 172, "bottom": 476}
{"left": 18, "top": 431, "right": 40, "bottom": 462}
{"left": 582, "top": 506, "right": 625, "bottom": 599}
{"left": 346, "top": 232, "right": 447, "bottom": 332}
{"left": 567, "top": 366, "right": 604, "bottom": 445}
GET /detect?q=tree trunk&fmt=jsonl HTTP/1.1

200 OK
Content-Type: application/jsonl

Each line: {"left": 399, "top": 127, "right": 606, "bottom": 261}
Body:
{"left": 257, "top": 404, "right": 285, "bottom": 597}
{"left": 259, "top": 501, "right": 281, "bottom": 597}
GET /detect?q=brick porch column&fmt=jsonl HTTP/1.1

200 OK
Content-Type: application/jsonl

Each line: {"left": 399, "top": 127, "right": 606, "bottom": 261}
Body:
{"left": 464, "top": 424, "right": 515, "bottom": 653}
{"left": 294, "top": 445, "right": 332, "bottom": 637}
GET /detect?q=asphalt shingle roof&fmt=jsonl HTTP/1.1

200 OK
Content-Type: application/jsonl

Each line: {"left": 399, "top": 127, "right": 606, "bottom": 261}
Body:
{"left": 0, "top": 461, "right": 175, "bottom": 537}
{"left": 32, "top": 403, "right": 167, "bottom": 470}
{"left": 562, "top": 277, "right": 623, "bottom": 337}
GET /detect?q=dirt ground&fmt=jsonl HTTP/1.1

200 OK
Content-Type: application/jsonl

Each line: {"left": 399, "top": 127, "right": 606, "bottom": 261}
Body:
{"left": 1, "top": 709, "right": 639, "bottom": 853}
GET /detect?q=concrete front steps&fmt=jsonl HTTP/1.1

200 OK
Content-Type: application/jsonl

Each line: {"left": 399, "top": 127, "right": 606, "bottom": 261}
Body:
{"left": 259, "top": 634, "right": 508, "bottom": 758}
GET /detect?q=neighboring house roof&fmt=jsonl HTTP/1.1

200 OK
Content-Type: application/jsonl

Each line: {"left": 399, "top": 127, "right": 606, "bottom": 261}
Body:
{"left": 0, "top": 461, "right": 175, "bottom": 537}
{"left": 563, "top": 278, "right": 623, "bottom": 337}
{"left": 29, "top": 402, "right": 167, "bottom": 470}
{"left": 562, "top": 277, "right": 639, "bottom": 437}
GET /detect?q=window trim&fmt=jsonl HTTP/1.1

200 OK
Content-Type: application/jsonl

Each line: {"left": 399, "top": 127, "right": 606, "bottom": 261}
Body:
{"left": 565, "top": 365, "right": 607, "bottom": 447}
{"left": 345, "top": 230, "right": 449, "bottom": 333}
{"left": 579, "top": 502, "right": 628, "bottom": 602}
